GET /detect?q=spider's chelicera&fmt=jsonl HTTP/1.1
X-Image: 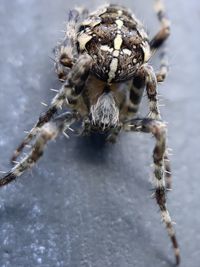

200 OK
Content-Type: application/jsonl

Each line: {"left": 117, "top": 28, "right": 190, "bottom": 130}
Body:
{"left": 0, "top": 0, "right": 180, "bottom": 264}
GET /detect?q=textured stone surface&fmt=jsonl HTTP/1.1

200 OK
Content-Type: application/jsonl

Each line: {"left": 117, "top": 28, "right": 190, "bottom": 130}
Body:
{"left": 0, "top": 0, "right": 199, "bottom": 266}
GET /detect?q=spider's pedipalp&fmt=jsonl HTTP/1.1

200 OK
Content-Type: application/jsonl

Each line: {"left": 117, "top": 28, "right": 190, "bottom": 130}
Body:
{"left": 1, "top": 112, "right": 79, "bottom": 187}
{"left": 124, "top": 118, "right": 180, "bottom": 265}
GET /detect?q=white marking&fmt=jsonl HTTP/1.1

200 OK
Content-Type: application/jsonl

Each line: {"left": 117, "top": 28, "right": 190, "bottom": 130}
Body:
{"left": 113, "top": 50, "right": 119, "bottom": 57}
{"left": 117, "top": 10, "right": 123, "bottom": 16}
{"left": 142, "top": 43, "right": 151, "bottom": 62}
{"left": 133, "top": 58, "right": 137, "bottom": 64}
{"left": 114, "top": 34, "right": 123, "bottom": 50}
{"left": 107, "top": 19, "right": 124, "bottom": 82}
{"left": 78, "top": 33, "right": 92, "bottom": 51}
{"left": 123, "top": 48, "right": 132, "bottom": 56}
{"left": 100, "top": 45, "right": 113, "bottom": 53}
{"left": 108, "top": 58, "right": 118, "bottom": 83}
{"left": 161, "top": 210, "right": 171, "bottom": 223}
{"left": 116, "top": 19, "right": 123, "bottom": 29}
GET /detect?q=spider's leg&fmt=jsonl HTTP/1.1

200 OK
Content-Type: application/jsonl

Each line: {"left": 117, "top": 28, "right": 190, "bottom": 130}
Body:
{"left": 156, "top": 48, "right": 169, "bottom": 83}
{"left": 11, "top": 54, "right": 93, "bottom": 162}
{"left": 1, "top": 112, "right": 79, "bottom": 187}
{"left": 151, "top": 0, "right": 170, "bottom": 83}
{"left": 139, "top": 64, "right": 172, "bottom": 187}
{"left": 106, "top": 125, "right": 122, "bottom": 144}
{"left": 127, "top": 70, "right": 146, "bottom": 116}
{"left": 107, "top": 72, "right": 146, "bottom": 143}
{"left": 54, "top": 7, "right": 89, "bottom": 81}
{"left": 124, "top": 118, "right": 180, "bottom": 265}
{"left": 137, "top": 64, "right": 160, "bottom": 119}
{"left": 151, "top": 0, "right": 170, "bottom": 52}
{"left": 164, "top": 151, "right": 172, "bottom": 189}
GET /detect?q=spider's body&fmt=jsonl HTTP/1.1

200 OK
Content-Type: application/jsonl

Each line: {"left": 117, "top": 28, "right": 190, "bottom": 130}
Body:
{"left": 56, "top": 5, "right": 153, "bottom": 131}
{"left": 0, "top": 1, "right": 180, "bottom": 265}
{"left": 71, "top": 5, "right": 152, "bottom": 131}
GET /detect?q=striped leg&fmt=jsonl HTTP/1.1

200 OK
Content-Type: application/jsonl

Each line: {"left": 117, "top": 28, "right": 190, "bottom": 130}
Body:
{"left": 106, "top": 125, "right": 122, "bottom": 143}
{"left": 54, "top": 8, "right": 88, "bottom": 81}
{"left": 139, "top": 65, "right": 161, "bottom": 119}
{"left": 11, "top": 54, "right": 93, "bottom": 162}
{"left": 0, "top": 112, "right": 79, "bottom": 187}
{"left": 127, "top": 63, "right": 172, "bottom": 187}
{"left": 164, "top": 151, "right": 172, "bottom": 189}
{"left": 127, "top": 69, "right": 146, "bottom": 116}
{"left": 151, "top": 0, "right": 171, "bottom": 52}
{"left": 151, "top": 0, "right": 170, "bottom": 83}
{"left": 156, "top": 48, "right": 169, "bottom": 83}
{"left": 124, "top": 118, "right": 180, "bottom": 265}
{"left": 108, "top": 71, "right": 146, "bottom": 143}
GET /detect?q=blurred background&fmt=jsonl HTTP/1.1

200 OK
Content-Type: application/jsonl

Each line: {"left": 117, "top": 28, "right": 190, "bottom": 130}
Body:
{"left": 0, "top": 0, "right": 199, "bottom": 266}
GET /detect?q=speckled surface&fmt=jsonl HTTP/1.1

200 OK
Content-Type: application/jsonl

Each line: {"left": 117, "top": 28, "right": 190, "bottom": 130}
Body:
{"left": 0, "top": 1, "right": 199, "bottom": 267}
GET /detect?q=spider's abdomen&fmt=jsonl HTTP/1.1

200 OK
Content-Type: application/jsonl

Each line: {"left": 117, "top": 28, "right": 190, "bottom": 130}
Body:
{"left": 77, "top": 5, "right": 151, "bottom": 83}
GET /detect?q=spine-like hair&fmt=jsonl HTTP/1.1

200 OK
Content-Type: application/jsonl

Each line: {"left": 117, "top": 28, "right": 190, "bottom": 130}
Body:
{"left": 90, "top": 92, "right": 119, "bottom": 130}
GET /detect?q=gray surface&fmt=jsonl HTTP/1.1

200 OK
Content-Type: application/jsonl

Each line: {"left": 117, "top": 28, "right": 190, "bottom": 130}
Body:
{"left": 0, "top": 0, "right": 199, "bottom": 267}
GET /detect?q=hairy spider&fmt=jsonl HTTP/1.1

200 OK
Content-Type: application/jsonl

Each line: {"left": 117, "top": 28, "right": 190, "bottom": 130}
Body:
{"left": 0, "top": 0, "right": 180, "bottom": 264}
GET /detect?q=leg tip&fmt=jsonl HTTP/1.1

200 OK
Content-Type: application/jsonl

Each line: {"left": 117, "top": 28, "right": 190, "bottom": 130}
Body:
{"left": 175, "top": 249, "right": 181, "bottom": 265}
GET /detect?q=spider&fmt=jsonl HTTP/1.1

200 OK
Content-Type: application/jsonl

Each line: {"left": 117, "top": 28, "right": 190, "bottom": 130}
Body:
{"left": 0, "top": 0, "right": 180, "bottom": 264}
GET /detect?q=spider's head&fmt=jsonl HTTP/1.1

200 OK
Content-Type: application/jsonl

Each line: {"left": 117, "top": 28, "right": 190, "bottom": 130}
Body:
{"left": 90, "top": 85, "right": 119, "bottom": 132}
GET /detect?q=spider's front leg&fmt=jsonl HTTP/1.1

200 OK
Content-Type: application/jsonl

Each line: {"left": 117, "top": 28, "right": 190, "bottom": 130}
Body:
{"left": 124, "top": 118, "right": 180, "bottom": 265}
{"left": 54, "top": 7, "right": 89, "bottom": 81}
{"left": 11, "top": 54, "right": 93, "bottom": 162}
{"left": 125, "top": 65, "right": 172, "bottom": 188}
{"left": 106, "top": 71, "right": 146, "bottom": 143}
{"left": 143, "top": 63, "right": 172, "bottom": 188}
{"left": 0, "top": 112, "right": 79, "bottom": 187}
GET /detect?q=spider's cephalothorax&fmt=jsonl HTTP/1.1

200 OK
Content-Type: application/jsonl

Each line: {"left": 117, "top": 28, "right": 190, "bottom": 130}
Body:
{"left": 0, "top": 1, "right": 180, "bottom": 265}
